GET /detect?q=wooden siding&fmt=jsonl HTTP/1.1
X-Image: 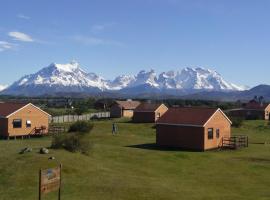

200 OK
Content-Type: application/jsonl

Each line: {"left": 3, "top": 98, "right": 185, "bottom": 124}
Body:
{"left": 156, "top": 109, "right": 231, "bottom": 151}
{"left": 6, "top": 104, "right": 49, "bottom": 137}
{"left": 110, "top": 105, "right": 122, "bottom": 118}
{"left": 133, "top": 112, "right": 156, "bottom": 123}
{"left": 133, "top": 104, "right": 168, "bottom": 123}
{"left": 156, "top": 124, "right": 204, "bottom": 150}
{"left": 122, "top": 110, "right": 134, "bottom": 118}
{"left": 265, "top": 105, "right": 270, "bottom": 120}
{"left": 0, "top": 118, "right": 8, "bottom": 137}
{"left": 155, "top": 104, "right": 168, "bottom": 121}
{"left": 204, "top": 110, "right": 231, "bottom": 150}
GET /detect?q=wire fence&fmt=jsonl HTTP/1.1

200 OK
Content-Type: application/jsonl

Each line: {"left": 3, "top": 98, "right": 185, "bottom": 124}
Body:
{"left": 50, "top": 112, "right": 110, "bottom": 123}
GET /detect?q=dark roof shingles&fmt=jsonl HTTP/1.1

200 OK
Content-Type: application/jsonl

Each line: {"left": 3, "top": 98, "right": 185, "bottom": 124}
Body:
{"left": 156, "top": 107, "right": 218, "bottom": 126}
{"left": 0, "top": 102, "right": 28, "bottom": 117}
{"left": 134, "top": 103, "right": 163, "bottom": 112}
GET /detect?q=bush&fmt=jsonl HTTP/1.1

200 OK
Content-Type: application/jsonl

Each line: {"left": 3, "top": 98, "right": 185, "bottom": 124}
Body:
{"left": 232, "top": 117, "right": 244, "bottom": 128}
{"left": 51, "top": 133, "right": 92, "bottom": 155}
{"left": 68, "top": 121, "right": 93, "bottom": 133}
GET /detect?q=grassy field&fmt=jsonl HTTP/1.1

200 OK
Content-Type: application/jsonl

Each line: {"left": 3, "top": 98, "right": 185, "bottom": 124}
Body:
{"left": 0, "top": 119, "right": 270, "bottom": 200}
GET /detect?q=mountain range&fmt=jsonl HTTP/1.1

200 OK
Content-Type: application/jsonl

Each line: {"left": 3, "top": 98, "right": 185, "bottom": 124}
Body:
{"left": 1, "top": 61, "right": 249, "bottom": 97}
{"left": 1, "top": 61, "right": 270, "bottom": 101}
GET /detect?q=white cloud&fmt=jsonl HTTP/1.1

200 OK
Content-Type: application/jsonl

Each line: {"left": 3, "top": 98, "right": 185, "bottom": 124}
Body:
{"left": 91, "top": 22, "right": 116, "bottom": 33}
{"left": 8, "top": 31, "right": 34, "bottom": 42}
{"left": 72, "top": 35, "right": 124, "bottom": 47}
{"left": 0, "top": 41, "right": 16, "bottom": 52}
{"left": 17, "top": 14, "right": 30, "bottom": 20}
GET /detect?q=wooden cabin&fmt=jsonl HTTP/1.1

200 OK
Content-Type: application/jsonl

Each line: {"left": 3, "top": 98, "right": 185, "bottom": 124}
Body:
{"left": 110, "top": 100, "right": 140, "bottom": 118}
{"left": 156, "top": 107, "right": 232, "bottom": 151}
{"left": 0, "top": 102, "right": 51, "bottom": 139}
{"left": 133, "top": 103, "right": 168, "bottom": 123}
{"left": 228, "top": 102, "right": 270, "bottom": 120}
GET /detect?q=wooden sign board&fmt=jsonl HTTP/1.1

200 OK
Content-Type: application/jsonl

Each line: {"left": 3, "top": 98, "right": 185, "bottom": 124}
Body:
{"left": 39, "top": 165, "right": 62, "bottom": 200}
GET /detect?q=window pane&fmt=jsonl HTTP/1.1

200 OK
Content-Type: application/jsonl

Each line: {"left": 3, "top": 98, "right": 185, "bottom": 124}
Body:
{"left": 26, "top": 120, "right": 31, "bottom": 128}
{"left": 208, "top": 128, "right": 213, "bottom": 140}
{"left": 216, "top": 129, "right": 220, "bottom": 138}
{"left": 13, "top": 119, "right": 22, "bottom": 128}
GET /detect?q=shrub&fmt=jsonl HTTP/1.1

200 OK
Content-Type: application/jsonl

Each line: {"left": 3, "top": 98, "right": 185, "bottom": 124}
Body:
{"left": 51, "top": 134, "right": 67, "bottom": 149}
{"left": 68, "top": 121, "right": 94, "bottom": 133}
{"left": 51, "top": 133, "right": 92, "bottom": 155}
{"left": 231, "top": 117, "right": 244, "bottom": 128}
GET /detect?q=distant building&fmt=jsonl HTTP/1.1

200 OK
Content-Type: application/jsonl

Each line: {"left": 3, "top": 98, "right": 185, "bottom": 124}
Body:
{"left": 110, "top": 100, "right": 140, "bottom": 118}
{"left": 227, "top": 101, "right": 270, "bottom": 120}
{"left": 133, "top": 103, "right": 168, "bottom": 123}
{"left": 156, "top": 107, "right": 232, "bottom": 151}
{"left": 0, "top": 103, "right": 51, "bottom": 139}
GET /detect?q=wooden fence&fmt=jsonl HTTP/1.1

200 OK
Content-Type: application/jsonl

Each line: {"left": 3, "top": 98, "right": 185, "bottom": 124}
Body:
{"left": 50, "top": 112, "right": 110, "bottom": 123}
{"left": 222, "top": 135, "right": 248, "bottom": 149}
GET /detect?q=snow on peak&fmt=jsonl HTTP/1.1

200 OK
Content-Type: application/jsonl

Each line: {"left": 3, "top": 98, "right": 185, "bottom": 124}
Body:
{"left": 50, "top": 60, "right": 81, "bottom": 73}
{"left": 132, "top": 69, "right": 159, "bottom": 87}
{"left": 3, "top": 62, "right": 246, "bottom": 96}
{"left": 0, "top": 84, "right": 8, "bottom": 92}
{"left": 109, "top": 75, "right": 135, "bottom": 90}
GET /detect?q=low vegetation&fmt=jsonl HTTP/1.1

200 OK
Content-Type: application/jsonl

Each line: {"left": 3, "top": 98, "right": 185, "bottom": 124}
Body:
{"left": 68, "top": 121, "right": 94, "bottom": 133}
{"left": 231, "top": 117, "right": 244, "bottom": 128}
{"left": 51, "top": 133, "right": 92, "bottom": 155}
{"left": 51, "top": 121, "right": 94, "bottom": 154}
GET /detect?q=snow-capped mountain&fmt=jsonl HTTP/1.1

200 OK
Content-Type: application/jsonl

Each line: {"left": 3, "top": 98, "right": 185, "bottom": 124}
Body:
{"left": 0, "top": 85, "right": 8, "bottom": 92}
{"left": 1, "top": 61, "right": 247, "bottom": 96}
{"left": 109, "top": 75, "right": 135, "bottom": 90}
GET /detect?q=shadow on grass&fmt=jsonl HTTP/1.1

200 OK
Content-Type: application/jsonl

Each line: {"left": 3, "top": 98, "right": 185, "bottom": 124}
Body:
{"left": 126, "top": 143, "right": 202, "bottom": 152}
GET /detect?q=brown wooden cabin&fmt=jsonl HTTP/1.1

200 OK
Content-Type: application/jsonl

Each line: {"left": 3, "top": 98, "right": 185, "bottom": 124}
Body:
{"left": 0, "top": 102, "right": 51, "bottom": 139}
{"left": 133, "top": 103, "right": 168, "bottom": 123}
{"left": 228, "top": 102, "right": 270, "bottom": 120}
{"left": 156, "top": 107, "right": 232, "bottom": 151}
{"left": 110, "top": 100, "right": 140, "bottom": 118}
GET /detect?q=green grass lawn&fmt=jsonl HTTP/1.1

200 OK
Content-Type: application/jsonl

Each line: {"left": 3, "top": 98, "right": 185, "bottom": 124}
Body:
{"left": 1, "top": 119, "right": 270, "bottom": 200}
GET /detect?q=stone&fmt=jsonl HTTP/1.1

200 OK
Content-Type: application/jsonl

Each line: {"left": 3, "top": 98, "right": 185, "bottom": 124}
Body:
{"left": 20, "top": 147, "right": 32, "bottom": 154}
{"left": 40, "top": 147, "right": 49, "bottom": 154}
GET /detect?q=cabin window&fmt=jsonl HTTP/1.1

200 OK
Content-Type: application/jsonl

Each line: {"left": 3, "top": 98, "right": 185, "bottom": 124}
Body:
{"left": 216, "top": 129, "right": 220, "bottom": 139}
{"left": 208, "top": 128, "right": 214, "bottom": 140}
{"left": 26, "top": 120, "right": 31, "bottom": 128}
{"left": 157, "top": 113, "right": 161, "bottom": 119}
{"left": 13, "top": 119, "right": 22, "bottom": 128}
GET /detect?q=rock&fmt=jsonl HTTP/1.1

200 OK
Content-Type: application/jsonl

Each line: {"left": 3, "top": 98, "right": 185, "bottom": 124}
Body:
{"left": 40, "top": 147, "right": 49, "bottom": 154}
{"left": 49, "top": 156, "right": 55, "bottom": 160}
{"left": 20, "top": 147, "right": 32, "bottom": 154}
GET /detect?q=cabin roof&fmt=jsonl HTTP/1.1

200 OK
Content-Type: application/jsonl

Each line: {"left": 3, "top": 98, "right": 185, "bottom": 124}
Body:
{"left": 157, "top": 107, "right": 231, "bottom": 127}
{"left": 134, "top": 103, "right": 164, "bottom": 112}
{"left": 0, "top": 102, "right": 51, "bottom": 118}
{"left": 115, "top": 101, "right": 140, "bottom": 110}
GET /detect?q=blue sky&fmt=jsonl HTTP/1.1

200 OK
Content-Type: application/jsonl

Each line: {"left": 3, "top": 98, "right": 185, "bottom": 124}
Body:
{"left": 0, "top": 0, "right": 270, "bottom": 87}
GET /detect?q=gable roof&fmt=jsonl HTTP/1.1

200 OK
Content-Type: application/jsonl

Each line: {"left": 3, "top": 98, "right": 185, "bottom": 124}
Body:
{"left": 115, "top": 101, "right": 140, "bottom": 110}
{"left": 156, "top": 107, "right": 231, "bottom": 127}
{"left": 0, "top": 102, "right": 28, "bottom": 117}
{"left": 0, "top": 102, "right": 51, "bottom": 118}
{"left": 134, "top": 103, "right": 165, "bottom": 112}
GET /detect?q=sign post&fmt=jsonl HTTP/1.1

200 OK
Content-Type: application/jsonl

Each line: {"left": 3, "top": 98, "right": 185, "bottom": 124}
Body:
{"left": 39, "top": 164, "right": 62, "bottom": 200}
